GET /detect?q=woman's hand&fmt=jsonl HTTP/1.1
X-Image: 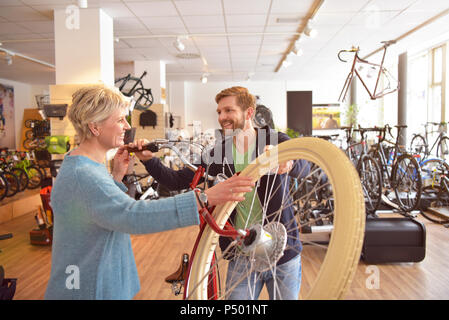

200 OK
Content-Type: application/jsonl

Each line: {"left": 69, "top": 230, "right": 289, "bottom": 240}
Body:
{"left": 112, "top": 145, "right": 131, "bottom": 183}
{"left": 128, "top": 138, "right": 154, "bottom": 162}
{"left": 203, "top": 174, "right": 255, "bottom": 207}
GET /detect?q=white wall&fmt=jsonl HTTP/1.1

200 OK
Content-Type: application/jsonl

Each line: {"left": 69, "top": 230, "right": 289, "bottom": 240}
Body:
{"left": 0, "top": 78, "right": 49, "bottom": 149}
{"left": 172, "top": 81, "right": 288, "bottom": 132}
{"left": 167, "top": 77, "right": 346, "bottom": 136}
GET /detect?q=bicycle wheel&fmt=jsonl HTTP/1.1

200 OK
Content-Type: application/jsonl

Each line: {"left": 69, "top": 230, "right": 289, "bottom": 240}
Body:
{"left": 12, "top": 167, "right": 28, "bottom": 192}
{"left": 437, "top": 136, "right": 449, "bottom": 162}
{"left": 4, "top": 172, "right": 19, "bottom": 197}
{"left": 409, "top": 134, "right": 427, "bottom": 160}
{"left": 26, "top": 165, "right": 43, "bottom": 189}
{"left": 356, "top": 154, "right": 382, "bottom": 215}
{"left": 24, "top": 119, "right": 34, "bottom": 128}
{"left": 420, "top": 158, "right": 449, "bottom": 211}
{"left": 23, "top": 139, "right": 34, "bottom": 150}
{"left": 391, "top": 154, "right": 422, "bottom": 212}
{"left": 0, "top": 173, "right": 8, "bottom": 201}
{"left": 185, "top": 137, "right": 365, "bottom": 300}
{"left": 25, "top": 130, "right": 35, "bottom": 140}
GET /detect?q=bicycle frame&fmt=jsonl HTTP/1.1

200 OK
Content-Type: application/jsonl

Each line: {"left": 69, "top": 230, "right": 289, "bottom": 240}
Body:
{"left": 338, "top": 42, "right": 399, "bottom": 102}
{"left": 423, "top": 122, "right": 446, "bottom": 156}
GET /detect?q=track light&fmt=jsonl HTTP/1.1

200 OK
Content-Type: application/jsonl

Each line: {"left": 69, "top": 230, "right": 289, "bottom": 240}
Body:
{"left": 78, "top": 0, "right": 88, "bottom": 8}
{"left": 292, "top": 47, "right": 303, "bottom": 56}
{"left": 201, "top": 74, "right": 208, "bottom": 83}
{"left": 4, "top": 52, "right": 13, "bottom": 65}
{"left": 304, "top": 20, "right": 318, "bottom": 38}
{"left": 173, "top": 37, "right": 185, "bottom": 52}
{"left": 282, "top": 59, "right": 292, "bottom": 68}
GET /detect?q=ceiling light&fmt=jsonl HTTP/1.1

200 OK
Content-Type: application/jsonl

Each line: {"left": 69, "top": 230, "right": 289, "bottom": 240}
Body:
{"left": 282, "top": 60, "right": 292, "bottom": 68}
{"left": 173, "top": 37, "right": 185, "bottom": 52}
{"left": 78, "top": 0, "right": 88, "bottom": 9}
{"left": 304, "top": 21, "right": 318, "bottom": 38}
{"left": 201, "top": 74, "right": 208, "bottom": 83}
{"left": 292, "top": 47, "right": 303, "bottom": 56}
{"left": 5, "top": 53, "right": 13, "bottom": 65}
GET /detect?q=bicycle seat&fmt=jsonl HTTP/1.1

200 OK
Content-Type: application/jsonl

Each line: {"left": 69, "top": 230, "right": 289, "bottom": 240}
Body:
{"left": 381, "top": 40, "right": 396, "bottom": 47}
{"left": 165, "top": 253, "right": 189, "bottom": 283}
{"left": 395, "top": 125, "right": 408, "bottom": 129}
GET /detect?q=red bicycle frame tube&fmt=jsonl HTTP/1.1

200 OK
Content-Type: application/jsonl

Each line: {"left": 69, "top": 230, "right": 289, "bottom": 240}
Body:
{"left": 190, "top": 166, "right": 248, "bottom": 240}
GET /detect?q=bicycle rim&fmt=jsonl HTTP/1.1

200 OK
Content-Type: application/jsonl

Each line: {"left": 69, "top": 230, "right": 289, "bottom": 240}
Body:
{"left": 27, "top": 166, "right": 43, "bottom": 189}
{"left": 0, "top": 174, "right": 8, "bottom": 201}
{"left": 185, "top": 137, "right": 365, "bottom": 300}
{"left": 357, "top": 155, "right": 382, "bottom": 214}
{"left": 13, "top": 168, "right": 28, "bottom": 192}
{"left": 437, "top": 137, "right": 449, "bottom": 162}
{"left": 392, "top": 154, "right": 422, "bottom": 212}
{"left": 4, "top": 172, "right": 19, "bottom": 197}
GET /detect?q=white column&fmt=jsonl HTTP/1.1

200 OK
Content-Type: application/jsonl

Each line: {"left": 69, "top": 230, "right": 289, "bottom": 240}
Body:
{"left": 53, "top": 7, "right": 114, "bottom": 85}
{"left": 134, "top": 60, "right": 166, "bottom": 105}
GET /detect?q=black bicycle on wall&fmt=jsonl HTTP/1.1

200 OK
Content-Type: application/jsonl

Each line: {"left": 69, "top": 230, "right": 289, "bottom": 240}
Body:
{"left": 115, "top": 71, "right": 154, "bottom": 111}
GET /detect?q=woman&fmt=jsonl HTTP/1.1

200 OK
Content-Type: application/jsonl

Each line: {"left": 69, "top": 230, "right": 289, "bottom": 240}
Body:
{"left": 44, "top": 85, "right": 254, "bottom": 300}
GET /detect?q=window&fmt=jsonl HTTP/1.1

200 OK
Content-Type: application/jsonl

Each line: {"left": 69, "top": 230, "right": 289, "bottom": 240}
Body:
{"left": 429, "top": 45, "right": 444, "bottom": 123}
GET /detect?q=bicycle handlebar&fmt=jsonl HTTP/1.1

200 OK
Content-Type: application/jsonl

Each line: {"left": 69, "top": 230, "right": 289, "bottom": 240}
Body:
{"left": 125, "top": 140, "right": 220, "bottom": 182}
{"left": 337, "top": 47, "right": 359, "bottom": 62}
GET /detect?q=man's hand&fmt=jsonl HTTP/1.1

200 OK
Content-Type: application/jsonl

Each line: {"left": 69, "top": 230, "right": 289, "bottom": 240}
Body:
{"left": 277, "top": 160, "right": 294, "bottom": 175}
{"left": 264, "top": 145, "right": 293, "bottom": 175}
{"left": 128, "top": 138, "right": 154, "bottom": 162}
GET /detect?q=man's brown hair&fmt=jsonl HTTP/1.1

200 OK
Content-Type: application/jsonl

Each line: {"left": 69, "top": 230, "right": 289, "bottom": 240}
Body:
{"left": 215, "top": 86, "right": 256, "bottom": 111}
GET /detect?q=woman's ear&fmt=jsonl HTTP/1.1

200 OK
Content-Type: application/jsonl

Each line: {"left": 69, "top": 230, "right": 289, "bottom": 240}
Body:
{"left": 88, "top": 122, "right": 100, "bottom": 137}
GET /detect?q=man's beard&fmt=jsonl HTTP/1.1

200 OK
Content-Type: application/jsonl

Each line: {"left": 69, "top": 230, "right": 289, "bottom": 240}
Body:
{"left": 221, "top": 113, "right": 246, "bottom": 135}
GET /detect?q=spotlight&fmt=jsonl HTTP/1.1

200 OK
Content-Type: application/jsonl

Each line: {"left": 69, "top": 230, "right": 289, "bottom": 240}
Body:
{"left": 5, "top": 53, "right": 13, "bottom": 65}
{"left": 201, "top": 74, "right": 208, "bottom": 83}
{"left": 78, "top": 0, "right": 88, "bottom": 9}
{"left": 173, "top": 37, "right": 185, "bottom": 52}
{"left": 282, "top": 59, "right": 292, "bottom": 68}
{"left": 304, "top": 21, "right": 318, "bottom": 38}
{"left": 292, "top": 47, "right": 303, "bottom": 56}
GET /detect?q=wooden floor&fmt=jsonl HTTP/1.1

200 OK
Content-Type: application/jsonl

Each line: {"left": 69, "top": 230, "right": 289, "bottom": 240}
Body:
{"left": 1, "top": 210, "right": 449, "bottom": 300}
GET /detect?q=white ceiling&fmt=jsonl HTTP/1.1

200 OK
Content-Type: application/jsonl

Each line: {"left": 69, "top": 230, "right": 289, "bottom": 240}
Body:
{"left": 0, "top": 0, "right": 449, "bottom": 85}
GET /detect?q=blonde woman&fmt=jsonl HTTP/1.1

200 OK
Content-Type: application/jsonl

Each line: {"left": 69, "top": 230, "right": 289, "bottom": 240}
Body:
{"left": 44, "top": 85, "right": 254, "bottom": 300}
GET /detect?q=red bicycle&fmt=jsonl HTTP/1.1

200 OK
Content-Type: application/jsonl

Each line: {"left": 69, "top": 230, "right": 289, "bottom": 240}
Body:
{"left": 338, "top": 40, "right": 400, "bottom": 102}
{"left": 128, "top": 137, "right": 366, "bottom": 300}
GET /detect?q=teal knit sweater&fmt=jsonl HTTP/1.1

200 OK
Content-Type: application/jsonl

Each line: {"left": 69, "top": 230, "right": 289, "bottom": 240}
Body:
{"left": 44, "top": 155, "right": 199, "bottom": 300}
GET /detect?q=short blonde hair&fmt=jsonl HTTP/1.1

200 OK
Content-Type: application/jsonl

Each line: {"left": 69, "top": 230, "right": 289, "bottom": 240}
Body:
{"left": 68, "top": 85, "right": 129, "bottom": 142}
{"left": 215, "top": 86, "right": 256, "bottom": 111}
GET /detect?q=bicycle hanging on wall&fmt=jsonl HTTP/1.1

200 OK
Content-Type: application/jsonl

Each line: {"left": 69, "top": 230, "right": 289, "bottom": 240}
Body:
{"left": 114, "top": 71, "right": 154, "bottom": 111}
{"left": 338, "top": 40, "right": 400, "bottom": 102}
